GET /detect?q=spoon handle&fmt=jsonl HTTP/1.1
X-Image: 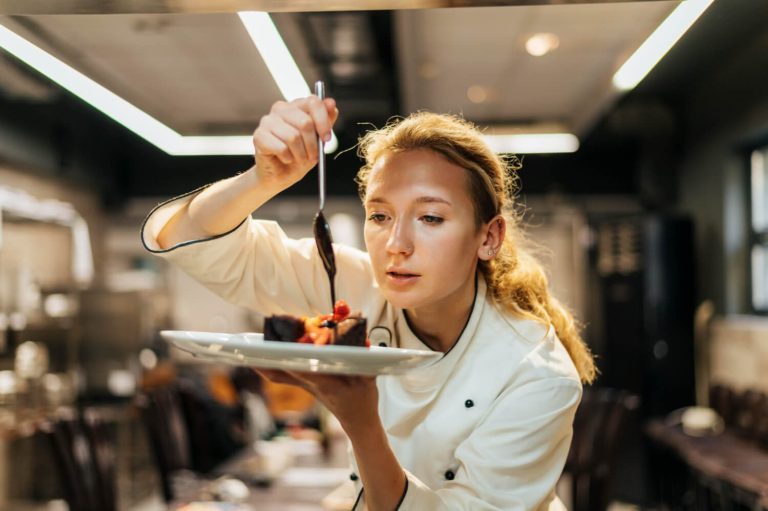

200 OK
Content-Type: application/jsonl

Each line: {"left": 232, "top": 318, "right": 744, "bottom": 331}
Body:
{"left": 315, "top": 80, "right": 326, "bottom": 211}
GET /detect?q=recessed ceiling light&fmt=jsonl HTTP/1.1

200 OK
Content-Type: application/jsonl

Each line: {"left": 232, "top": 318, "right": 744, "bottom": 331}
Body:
{"left": 525, "top": 33, "right": 560, "bottom": 57}
{"left": 467, "top": 85, "right": 489, "bottom": 104}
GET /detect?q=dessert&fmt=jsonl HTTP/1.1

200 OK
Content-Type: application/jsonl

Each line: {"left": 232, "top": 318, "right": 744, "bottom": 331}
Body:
{"left": 264, "top": 300, "right": 369, "bottom": 347}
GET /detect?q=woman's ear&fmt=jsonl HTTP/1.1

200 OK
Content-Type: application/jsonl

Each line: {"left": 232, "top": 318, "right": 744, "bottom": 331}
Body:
{"left": 478, "top": 215, "right": 506, "bottom": 261}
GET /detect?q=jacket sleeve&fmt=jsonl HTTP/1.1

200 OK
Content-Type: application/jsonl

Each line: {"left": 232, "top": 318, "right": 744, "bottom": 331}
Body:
{"left": 140, "top": 189, "right": 377, "bottom": 317}
{"left": 354, "top": 377, "right": 581, "bottom": 511}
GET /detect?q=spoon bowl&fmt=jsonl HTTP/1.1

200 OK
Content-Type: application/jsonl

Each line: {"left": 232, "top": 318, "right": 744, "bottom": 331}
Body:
{"left": 313, "top": 209, "right": 336, "bottom": 307}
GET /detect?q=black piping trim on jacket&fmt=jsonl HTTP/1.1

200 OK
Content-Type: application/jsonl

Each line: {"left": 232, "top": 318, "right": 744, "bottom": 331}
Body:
{"left": 402, "top": 271, "right": 479, "bottom": 358}
{"left": 395, "top": 478, "right": 409, "bottom": 510}
{"left": 349, "top": 478, "right": 408, "bottom": 511}
{"left": 350, "top": 487, "right": 364, "bottom": 510}
{"left": 139, "top": 182, "right": 247, "bottom": 254}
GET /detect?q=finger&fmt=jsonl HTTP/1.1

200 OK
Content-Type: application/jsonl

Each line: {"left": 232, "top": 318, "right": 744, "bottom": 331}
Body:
{"left": 280, "top": 107, "right": 318, "bottom": 163}
{"left": 284, "top": 370, "right": 315, "bottom": 384}
{"left": 262, "top": 115, "right": 308, "bottom": 163}
{"left": 287, "top": 371, "right": 355, "bottom": 390}
{"left": 324, "top": 98, "right": 339, "bottom": 129}
{"left": 284, "top": 370, "right": 330, "bottom": 391}
{"left": 253, "top": 128, "right": 293, "bottom": 165}
{"left": 304, "top": 95, "right": 334, "bottom": 143}
{"left": 255, "top": 368, "right": 304, "bottom": 387}
{"left": 254, "top": 368, "right": 286, "bottom": 382}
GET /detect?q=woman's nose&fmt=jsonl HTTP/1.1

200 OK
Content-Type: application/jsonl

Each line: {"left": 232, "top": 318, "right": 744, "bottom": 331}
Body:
{"left": 385, "top": 221, "right": 414, "bottom": 255}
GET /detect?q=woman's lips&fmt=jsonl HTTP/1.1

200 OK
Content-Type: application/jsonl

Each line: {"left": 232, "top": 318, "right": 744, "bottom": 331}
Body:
{"left": 385, "top": 271, "right": 420, "bottom": 286}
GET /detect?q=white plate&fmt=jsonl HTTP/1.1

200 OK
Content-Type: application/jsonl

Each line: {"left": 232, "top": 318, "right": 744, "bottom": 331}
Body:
{"left": 160, "top": 330, "right": 442, "bottom": 376}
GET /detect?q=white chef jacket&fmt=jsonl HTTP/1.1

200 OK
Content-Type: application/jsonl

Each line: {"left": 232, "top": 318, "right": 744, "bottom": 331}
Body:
{"left": 142, "top": 189, "right": 582, "bottom": 511}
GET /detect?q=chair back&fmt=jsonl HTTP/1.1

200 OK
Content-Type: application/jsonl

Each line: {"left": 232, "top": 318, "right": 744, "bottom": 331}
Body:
{"left": 42, "top": 410, "right": 116, "bottom": 511}
{"left": 176, "top": 383, "right": 219, "bottom": 472}
{"left": 565, "top": 387, "right": 640, "bottom": 511}
{"left": 177, "top": 380, "right": 246, "bottom": 472}
{"left": 136, "top": 386, "right": 192, "bottom": 501}
{"left": 733, "top": 389, "right": 768, "bottom": 443}
{"left": 709, "top": 384, "right": 737, "bottom": 427}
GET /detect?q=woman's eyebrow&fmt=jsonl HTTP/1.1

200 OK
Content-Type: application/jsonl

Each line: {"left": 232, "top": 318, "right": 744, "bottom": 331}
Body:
{"left": 415, "top": 196, "right": 452, "bottom": 206}
{"left": 366, "top": 196, "right": 452, "bottom": 206}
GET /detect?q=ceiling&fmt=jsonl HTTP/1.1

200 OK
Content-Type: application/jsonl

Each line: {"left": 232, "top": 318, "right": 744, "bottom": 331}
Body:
{"left": 0, "top": 0, "right": 675, "bottom": 14}
{"left": 0, "top": 0, "right": 765, "bottom": 205}
{"left": 0, "top": 2, "right": 676, "bottom": 141}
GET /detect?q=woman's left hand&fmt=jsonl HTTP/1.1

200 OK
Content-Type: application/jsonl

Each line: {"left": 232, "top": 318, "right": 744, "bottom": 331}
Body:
{"left": 256, "top": 369, "right": 379, "bottom": 434}
{"left": 259, "top": 369, "right": 406, "bottom": 510}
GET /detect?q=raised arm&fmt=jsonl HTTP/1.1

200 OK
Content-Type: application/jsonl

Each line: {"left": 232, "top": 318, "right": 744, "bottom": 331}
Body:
{"left": 157, "top": 96, "right": 339, "bottom": 249}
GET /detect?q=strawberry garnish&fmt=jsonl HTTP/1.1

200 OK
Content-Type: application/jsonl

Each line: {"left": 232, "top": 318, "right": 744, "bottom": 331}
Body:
{"left": 333, "top": 300, "right": 350, "bottom": 322}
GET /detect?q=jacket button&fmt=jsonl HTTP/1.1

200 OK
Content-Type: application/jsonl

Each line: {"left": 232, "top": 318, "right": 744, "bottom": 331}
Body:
{"left": 444, "top": 470, "right": 455, "bottom": 480}
{"left": 464, "top": 399, "right": 474, "bottom": 408}
{"left": 350, "top": 473, "right": 358, "bottom": 481}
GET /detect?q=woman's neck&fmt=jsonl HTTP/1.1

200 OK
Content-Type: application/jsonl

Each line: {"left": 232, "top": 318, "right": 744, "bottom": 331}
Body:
{"left": 404, "top": 272, "right": 477, "bottom": 352}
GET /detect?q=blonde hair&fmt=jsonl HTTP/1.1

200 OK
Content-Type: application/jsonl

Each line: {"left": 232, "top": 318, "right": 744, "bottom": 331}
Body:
{"left": 356, "top": 112, "right": 596, "bottom": 384}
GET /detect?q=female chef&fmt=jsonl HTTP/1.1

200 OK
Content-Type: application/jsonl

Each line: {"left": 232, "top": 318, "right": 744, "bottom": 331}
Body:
{"left": 142, "top": 94, "right": 596, "bottom": 510}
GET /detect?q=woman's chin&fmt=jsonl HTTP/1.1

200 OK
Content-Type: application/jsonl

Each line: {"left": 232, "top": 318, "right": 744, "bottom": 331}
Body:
{"left": 380, "top": 289, "right": 424, "bottom": 310}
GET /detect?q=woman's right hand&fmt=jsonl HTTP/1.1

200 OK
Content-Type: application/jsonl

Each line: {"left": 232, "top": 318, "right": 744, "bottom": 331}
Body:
{"left": 252, "top": 95, "right": 339, "bottom": 192}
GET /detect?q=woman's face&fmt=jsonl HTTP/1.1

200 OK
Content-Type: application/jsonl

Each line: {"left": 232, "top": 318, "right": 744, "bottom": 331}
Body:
{"left": 363, "top": 148, "right": 486, "bottom": 312}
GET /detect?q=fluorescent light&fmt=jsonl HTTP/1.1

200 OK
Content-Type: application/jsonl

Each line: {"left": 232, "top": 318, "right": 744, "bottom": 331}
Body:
{"left": 482, "top": 133, "right": 579, "bottom": 154}
{"left": 238, "top": 12, "right": 310, "bottom": 101}
{"left": 238, "top": 11, "right": 338, "bottom": 153}
{"left": 613, "top": 0, "right": 715, "bottom": 91}
{"left": 0, "top": 23, "right": 183, "bottom": 153}
{"left": 173, "top": 136, "right": 253, "bottom": 156}
{"left": 0, "top": 16, "right": 337, "bottom": 156}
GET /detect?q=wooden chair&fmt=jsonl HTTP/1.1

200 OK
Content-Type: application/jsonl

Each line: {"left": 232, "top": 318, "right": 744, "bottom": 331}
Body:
{"left": 564, "top": 387, "right": 641, "bottom": 511}
{"left": 135, "top": 386, "right": 193, "bottom": 502}
{"left": 42, "top": 410, "right": 116, "bottom": 511}
{"left": 733, "top": 389, "right": 768, "bottom": 444}
{"left": 710, "top": 384, "right": 738, "bottom": 428}
{"left": 175, "top": 382, "right": 241, "bottom": 473}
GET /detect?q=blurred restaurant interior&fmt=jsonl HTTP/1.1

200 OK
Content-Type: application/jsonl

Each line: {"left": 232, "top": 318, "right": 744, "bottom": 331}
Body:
{"left": 0, "top": 0, "right": 767, "bottom": 509}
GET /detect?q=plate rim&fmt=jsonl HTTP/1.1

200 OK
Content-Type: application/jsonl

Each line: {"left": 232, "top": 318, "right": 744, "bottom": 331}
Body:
{"left": 160, "top": 329, "right": 442, "bottom": 359}
{"left": 159, "top": 329, "right": 443, "bottom": 376}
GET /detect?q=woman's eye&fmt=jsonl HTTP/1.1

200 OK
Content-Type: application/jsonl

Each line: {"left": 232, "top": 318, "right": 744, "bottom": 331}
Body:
{"left": 367, "top": 213, "right": 388, "bottom": 223}
{"left": 420, "top": 215, "right": 444, "bottom": 224}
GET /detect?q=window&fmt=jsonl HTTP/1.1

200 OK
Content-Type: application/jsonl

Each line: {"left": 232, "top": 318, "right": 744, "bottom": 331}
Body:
{"left": 750, "top": 147, "right": 768, "bottom": 312}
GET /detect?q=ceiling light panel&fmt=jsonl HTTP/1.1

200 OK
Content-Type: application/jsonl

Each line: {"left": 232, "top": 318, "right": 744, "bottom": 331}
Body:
{"left": 613, "top": 0, "right": 715, "bottom": 91}
{"left": 0, "top": 14, "right": 337, "bottom": 155}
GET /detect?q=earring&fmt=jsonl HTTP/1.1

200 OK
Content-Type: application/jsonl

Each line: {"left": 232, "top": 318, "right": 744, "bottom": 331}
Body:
{"left": 488, "top": 249, "right": 494, "bottom": 257}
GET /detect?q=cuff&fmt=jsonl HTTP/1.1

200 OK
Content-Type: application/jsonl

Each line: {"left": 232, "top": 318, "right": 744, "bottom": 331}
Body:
{"left": 397, "top": 469, "right": 441, "bottom": 510}
{"left": 395, "top": 476, "right": 409, "bottom": 510}
{"left": 350, "top": 473, "right": 409, "bottom": 511}
{"left": 140, "top": 184, "right": 246, "bottom": 254}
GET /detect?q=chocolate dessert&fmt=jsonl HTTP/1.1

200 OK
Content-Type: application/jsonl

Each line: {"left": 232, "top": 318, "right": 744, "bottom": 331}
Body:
{"left": 264, "top": 300, "right": 369, "bottom": 347}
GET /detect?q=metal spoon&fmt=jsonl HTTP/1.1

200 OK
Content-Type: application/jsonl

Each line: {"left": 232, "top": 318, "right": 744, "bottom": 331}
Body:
{"left": 312, "top": 81, "right": 337, "bottom": 313}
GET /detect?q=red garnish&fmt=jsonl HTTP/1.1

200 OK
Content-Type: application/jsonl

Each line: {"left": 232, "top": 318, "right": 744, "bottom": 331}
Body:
{"left": 333, "top": 300, "right": 350, "bottom": 321}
